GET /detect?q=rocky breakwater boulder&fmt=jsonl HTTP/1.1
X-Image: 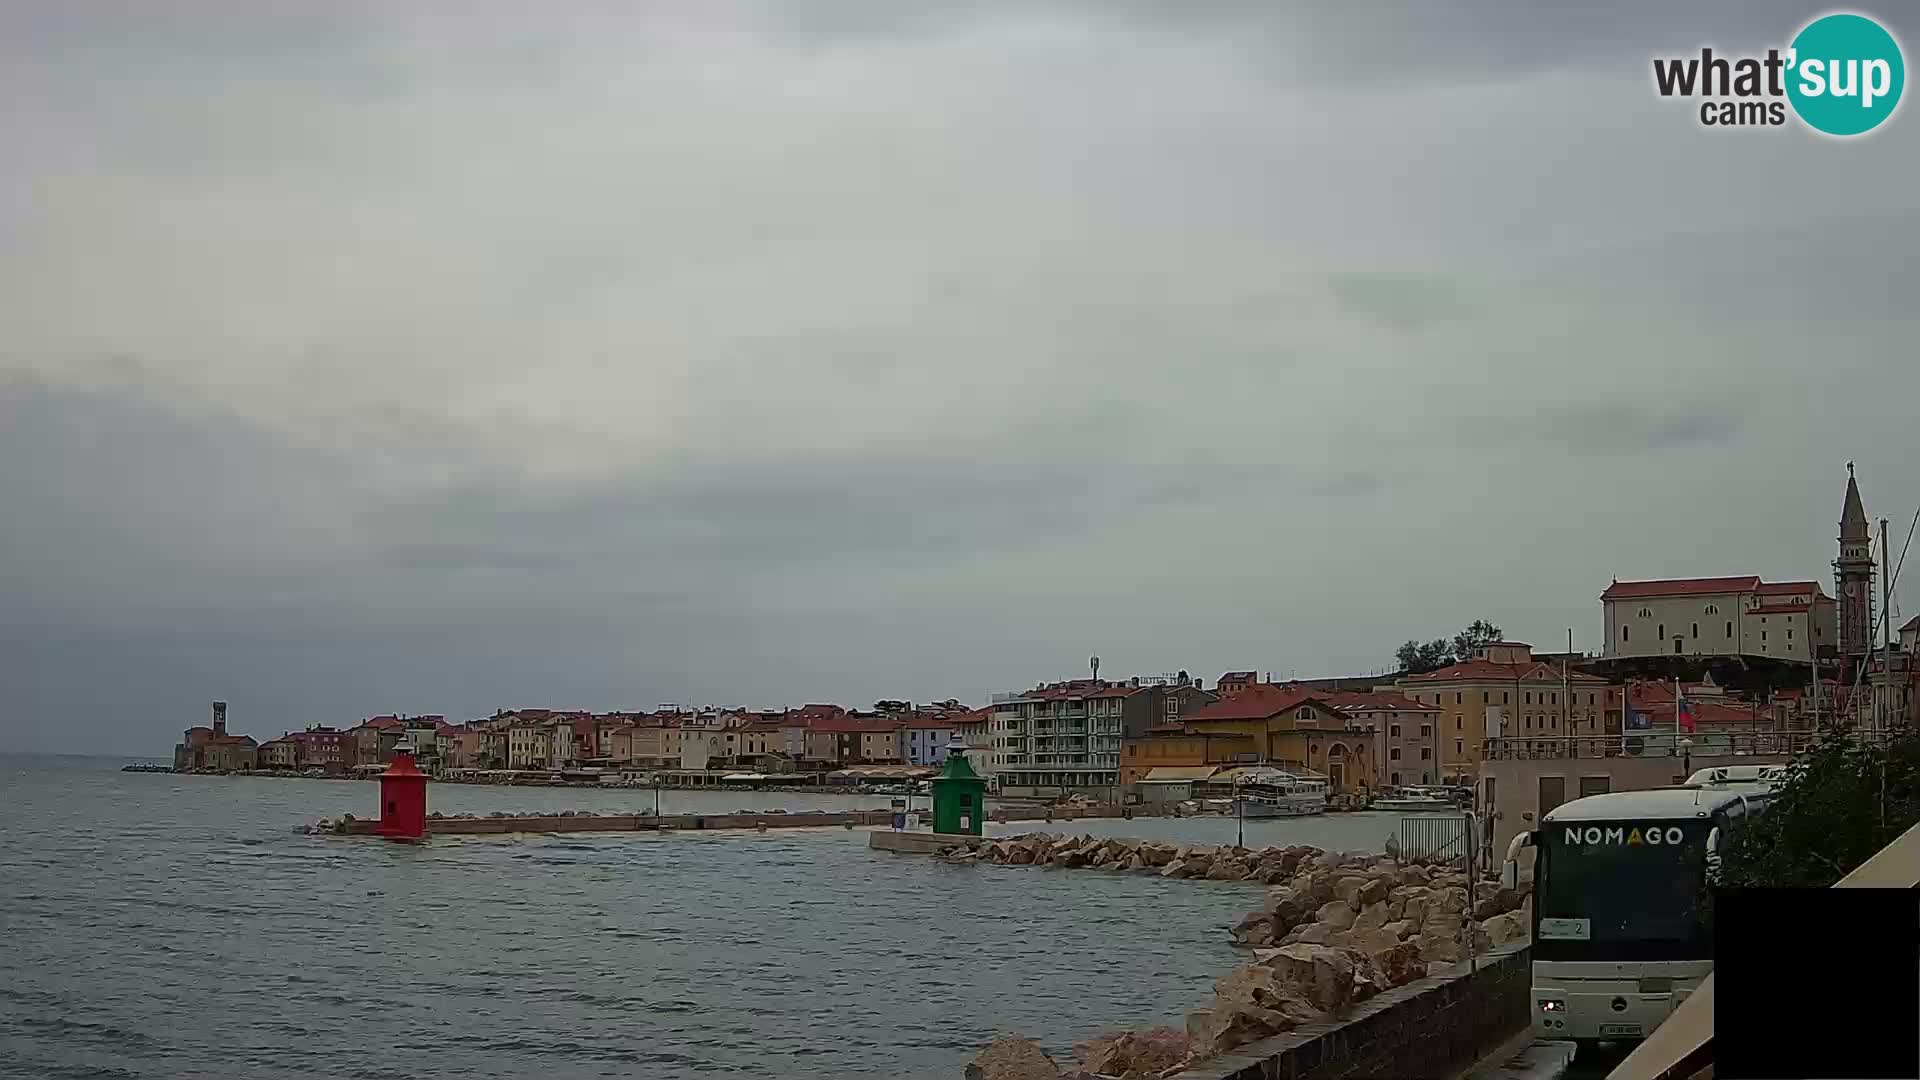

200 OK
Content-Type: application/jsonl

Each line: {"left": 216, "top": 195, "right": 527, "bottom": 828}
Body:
{"left": 1072, "top": 1028, "right": 1191, "bottom": 1079}
{"left": 1185, "top": 935, "right": 1431, "bottom": 1060}
{"left": 966, "top": 1036, "right": 1064, "bottom": 1080}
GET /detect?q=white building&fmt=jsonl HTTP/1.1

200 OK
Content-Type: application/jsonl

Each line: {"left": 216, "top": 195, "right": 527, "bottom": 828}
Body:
{"left": 1601, "top": 576, "right": 1834, "bottom": 663}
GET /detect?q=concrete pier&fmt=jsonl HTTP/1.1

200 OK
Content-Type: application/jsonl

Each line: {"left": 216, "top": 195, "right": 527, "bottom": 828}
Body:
{"left": 337, "top": 809, "right": 897, "bottom": 836}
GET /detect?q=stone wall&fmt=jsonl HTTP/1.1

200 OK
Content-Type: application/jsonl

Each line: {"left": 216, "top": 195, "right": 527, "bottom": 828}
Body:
{"left": 1178, "top": 944, "right": 1532, "bottom": 1080}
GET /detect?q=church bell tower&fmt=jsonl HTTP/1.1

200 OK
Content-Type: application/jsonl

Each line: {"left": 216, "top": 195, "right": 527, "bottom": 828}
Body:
{"left": 1835, "top": 463, "right": 1875, "bottom": 661}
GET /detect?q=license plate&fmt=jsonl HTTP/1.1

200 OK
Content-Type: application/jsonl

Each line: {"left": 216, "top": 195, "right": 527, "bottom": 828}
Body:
{"left": 1600, "top": 1024, "right": 1644, "bottom": 1037}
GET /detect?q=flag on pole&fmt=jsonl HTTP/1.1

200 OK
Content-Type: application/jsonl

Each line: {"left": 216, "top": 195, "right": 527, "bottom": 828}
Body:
{"left": 1678, "top": 692, "right": 1696, "bottom": 733}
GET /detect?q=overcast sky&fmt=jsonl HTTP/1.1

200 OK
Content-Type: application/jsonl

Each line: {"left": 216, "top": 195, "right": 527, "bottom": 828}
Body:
{"left": 5, "top": 2, "right": 1918, "bottom": 754}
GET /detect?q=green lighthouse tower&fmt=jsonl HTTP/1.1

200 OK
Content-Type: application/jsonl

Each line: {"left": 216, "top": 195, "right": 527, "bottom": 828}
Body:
{"left": 929, "top": 741, "right": 987, "bottom": 836}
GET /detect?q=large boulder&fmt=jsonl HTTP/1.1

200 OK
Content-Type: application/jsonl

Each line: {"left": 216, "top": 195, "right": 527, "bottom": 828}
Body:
{"left": 1077, "top": 1028, "right": 1189, "bottom": 1078}
{"left": 1326, "top": 927, "right": 1401, "bottom": 955}
{"left": 1482, "top": 911, "right": 1529, "bottom": 947}
{"left": 1333, "top": 876, "right": 1369, "bottom": 908}
{"left": 1358, "top": 876, "right": 1392, "bottom": 907}
{"left": 1009, "top": 847, "right": 1035, "bottom": 866}
{"left": 1416, "top": 930, "right": 1463, "bottom": 963}
{"left": 1139, "top": 843, "right": 1177, "bottom": 868}
{"left": 1436, "top": 887, "right": 1470, "bottom": 915}
{"left": 1231, "top": 912, "right": 1278, "bottom": 948}
{"left": 1280, "top": 921, "right": 1330, "bottom": 945}
{"left": 1187, "top": 1004, "right": 1293, "bottom": 1058}
{"left": 1160, "top": 860, "right": 1192, "bottom": 880}
{"left": 1315, "top": 900, "right": 1357, "bottom": 932}
{"left": 1382, "top": 919, "right": 1415, "bottom": 941}
{"left": 1370, "top": 940, "right": 1426, "bottom": 989}
{"left": 1207, "top": 858, "right": 1250, "bottom": 881}
{"left": 1353, "top": 901, "right": 1389, "bottom": 931}
{"left": 1396, "top": 863, "right": 1432, "bottom": 886}
{"left": 1473, "top": 887, "right": 1525, "bottom": 921}
{"left": 965, "top": 1036, "right": 1061, "bottom": 1080}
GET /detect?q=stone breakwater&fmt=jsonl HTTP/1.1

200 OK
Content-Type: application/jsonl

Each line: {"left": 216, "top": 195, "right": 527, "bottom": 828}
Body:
{"left": 939, "top": 835, "right": 1534, "bottom": 1080}
{"left": 302, "top": 808, "right": 900, "bottom": 836}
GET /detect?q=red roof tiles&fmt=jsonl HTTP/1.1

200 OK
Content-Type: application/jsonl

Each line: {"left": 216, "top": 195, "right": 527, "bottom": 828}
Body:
{"left": 1601, "top": 576, "right": 1761, "bottom": 599}
{"left": 1179, "top": 684, "right": 1327, "bottom": 723}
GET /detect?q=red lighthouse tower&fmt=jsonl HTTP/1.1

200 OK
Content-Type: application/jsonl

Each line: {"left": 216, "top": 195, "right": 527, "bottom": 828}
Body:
{"left": 376, "top": 745, "right": 429, "bottom": 842}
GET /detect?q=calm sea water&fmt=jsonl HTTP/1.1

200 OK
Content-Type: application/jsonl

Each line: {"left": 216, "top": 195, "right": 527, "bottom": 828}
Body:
{"left": 0, "top": 756, "right": 1405, "bottom": 1080}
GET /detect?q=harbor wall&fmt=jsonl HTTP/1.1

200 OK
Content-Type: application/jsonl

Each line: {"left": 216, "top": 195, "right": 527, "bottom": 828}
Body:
{"left": 1180, "top": 943, "right": 1532, "bottom": 1080}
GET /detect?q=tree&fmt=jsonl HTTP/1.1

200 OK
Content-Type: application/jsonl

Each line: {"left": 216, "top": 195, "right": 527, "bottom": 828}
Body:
{"left": 1396, "top": 639, "right": 1454, "bottom": 675}
{"left": 1451, "top": 619, "right": 1504, "bottom": 662}
{"left": 873, "top": 699, "right": 912, "bottom": 715}
{"left": 1719, "top": 724, "right": 1920, "bottom": 888}
{"left": 1393, "top": 619, "right": 1505, "bottom": 674}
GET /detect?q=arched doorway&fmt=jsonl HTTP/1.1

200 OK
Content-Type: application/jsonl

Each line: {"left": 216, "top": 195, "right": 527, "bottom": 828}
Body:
{"left": 1326, "top": 742, "right": 1348, "bottom": 792}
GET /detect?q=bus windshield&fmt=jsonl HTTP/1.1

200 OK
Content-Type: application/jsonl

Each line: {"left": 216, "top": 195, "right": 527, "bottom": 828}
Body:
{"left": 1536, "top": 818, "right": 1711, "bottom": 962}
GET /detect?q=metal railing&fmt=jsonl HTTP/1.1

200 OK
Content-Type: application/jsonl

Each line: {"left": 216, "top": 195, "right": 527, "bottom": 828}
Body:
{"left": 1482, "top": 730, "right": 1817, "bottom": 760}
{"left": 1398, "top": 814, "right": 1472, "bottom": 863}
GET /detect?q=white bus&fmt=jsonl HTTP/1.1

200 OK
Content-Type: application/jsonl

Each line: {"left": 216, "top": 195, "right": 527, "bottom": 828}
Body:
{"left": 1501, "top": 778, "right": 1776, "bottom": 1046}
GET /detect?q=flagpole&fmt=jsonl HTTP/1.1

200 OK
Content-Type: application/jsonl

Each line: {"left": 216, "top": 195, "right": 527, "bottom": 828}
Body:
{"left": 1620, "top": 680, "right": 1629, "bottom": 758}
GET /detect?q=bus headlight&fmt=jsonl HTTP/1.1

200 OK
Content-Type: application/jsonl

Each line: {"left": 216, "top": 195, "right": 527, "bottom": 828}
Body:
{"left": 1539, "top": 999, "right": 1566, "bottom": 1013}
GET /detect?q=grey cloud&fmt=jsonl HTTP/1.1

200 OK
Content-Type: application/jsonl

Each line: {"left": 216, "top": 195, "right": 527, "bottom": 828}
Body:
{"left": 5, "top": 2, "right": 1920, "bottom": 754}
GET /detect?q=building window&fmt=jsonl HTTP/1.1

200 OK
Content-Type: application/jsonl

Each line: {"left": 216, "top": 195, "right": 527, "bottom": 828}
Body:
{"left": 1762, "top": 631, "right": 1767, "bottom": 641}
{"left": 1454, "top": 739, "right": 1464, "bottom": 755}
{"left": 1455, "top": 692, "right": 1462, "bottom": 705}
{"left": 1727, "top": 621, "right": 1734, "bottom": 638}
{"left": 1787, "top": 629, "right": 1794, "bottom": 640}
{"left": 1389, "top": 748, "right": 1401, "bottom": 761}
{"left": 1658, "top": 623, "right": 1665, "bottom": 639}
{"left": 1524, "top": 692, "right": 1532, "bottom": 705}
{"left": 1420, "top": 748, "right": 1432, "bottom": 760}
{"left": 1503, "top": 692, "right": 1510, "bottom": 704}
{"left": 1639, "top": 607, "right": 1652, "bottom": 618}
{"left": 1389, "top": 724, "right": 1401, "bottom": 737}
{"left": 1705, "top": 604, "right": 1719, "bottom": 615}
{"left": 1455, "top": 716, "right": 1462, "bottom": 730}
{"left": 1692, "top": 623, "right": 1699, "bottom": 638}
{"left": 1391, "top": 771, "right": 1400, "bottom": 784}
{"left": 1419, "top": 724, "right": 1432, "bottom": 737}
{"left": 1623, "top": 626, "right": 1630, "bottom": 642}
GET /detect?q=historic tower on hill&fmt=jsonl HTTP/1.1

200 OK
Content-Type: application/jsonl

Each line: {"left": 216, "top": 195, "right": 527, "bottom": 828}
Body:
{"left": 1836, "top": 463, "right": 1876, "bottom": 662}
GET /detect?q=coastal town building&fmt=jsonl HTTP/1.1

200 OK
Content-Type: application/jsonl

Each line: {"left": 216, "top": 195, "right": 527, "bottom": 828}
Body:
{"left": 1394, "top": 642, "right": 1609, "bottom": 781}
{"left": 1600, "top": 576, "right": 1834, "bottom": 664}
{"left": 1172, "top": 684, "right": 1377, "bottom": 793}
{"left": 902, "top": 714, "right": 960, "bottom": 765}
{"left": 990, "top": 674, "right": 1211, "bottom": 797}
{"left": 1317, "top": 691, "right": 1443, "bottom": 787}
{"left": 172, "top": 702, "right": 258, "bottom": 771}
{"left": 258, "top": 737, "right": 296, "bottom": 769}
{"left": 290, "top": 727, "right": 350, "bottom": 772}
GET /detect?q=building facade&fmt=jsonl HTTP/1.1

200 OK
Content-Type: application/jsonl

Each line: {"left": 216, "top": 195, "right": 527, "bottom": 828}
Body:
{"left": 901, "top": 716, "right": 959, "bottom": 766}
{"left": 1601, "top": 577, "right": 1834, "bottom": 664}
{"left": 1395, "top": 642, "right": 1610, "bottom": 780}
{"left": 1319, "top": 692, "right": 1443, "bottom": 787}
{"left": 1172, "top": 684, "right": 1377, "bottom": 793}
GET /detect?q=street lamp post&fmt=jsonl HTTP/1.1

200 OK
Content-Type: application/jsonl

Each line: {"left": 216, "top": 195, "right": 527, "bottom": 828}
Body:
{"left": 1680, "top": 737, "right": 1694, "bottom": 781}
{"left": 1235, "top": 774, "right": 1245, "bottom": 849}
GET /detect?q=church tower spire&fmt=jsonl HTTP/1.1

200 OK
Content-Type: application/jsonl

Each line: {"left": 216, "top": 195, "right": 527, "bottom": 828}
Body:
{"left": 1836, "top": 462, "right": 1876, "bottom": 660}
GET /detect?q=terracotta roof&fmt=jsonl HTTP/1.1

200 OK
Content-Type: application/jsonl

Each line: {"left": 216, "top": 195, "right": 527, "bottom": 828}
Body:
{"left": 1756, "top": 580, "right": 1824, "bottom": 596}
{"left": 185, "top": 726, "right": 213, "bottom": 738}
{"left": 1405, "top": 659, "right": 1607, "bottom": 685}
{"left": 810, "top": 717, "right": 905, "bottom": 734}
{"left": 1752, "top": 603, "right": 1814, "bottom": 614}
{"left": 902, "top": 715, "right": 959, "bottom": 729}
{"left": 1179, "top": 684, "right": 1330, "bottom": 723}
{"left": 739, "top": 723, "right": 784, "bottom": 734}
{"left": 1905, "top": 615, "right": 1920, "bottom": 634}
{"left": 1602, "top": 576, "right": 1761, "bottom": 600}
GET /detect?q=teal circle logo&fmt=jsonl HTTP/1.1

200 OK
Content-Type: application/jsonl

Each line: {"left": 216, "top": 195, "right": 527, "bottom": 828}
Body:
{"left": 1786, "top": 13, "right": 1905, "bottom": 136}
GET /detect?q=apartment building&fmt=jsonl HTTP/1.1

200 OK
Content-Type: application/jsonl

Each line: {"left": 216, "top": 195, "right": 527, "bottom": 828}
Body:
{"left": 990, "top": 676, "right": 1209, "bottom": 796}
{"left": 1319, "top": 691, "right": 1443, "bottom": 787}
{"left": 1395, "top": 641, "right": 1609, "bottom": 780}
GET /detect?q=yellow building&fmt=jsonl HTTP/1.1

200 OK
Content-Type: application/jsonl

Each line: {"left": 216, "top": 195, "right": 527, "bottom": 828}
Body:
{"left": 1164, "top": 685, "right": 1379, "bottom": 793}
{"left": 1393, "top": 641, "right": 1610, "bottom": 780}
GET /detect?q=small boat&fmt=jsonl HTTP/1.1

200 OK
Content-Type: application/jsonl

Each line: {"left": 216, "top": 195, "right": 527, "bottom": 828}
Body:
{"left": 1370, "top": 786, "right": 1470, "bottom": 813}
{"left": 1232, "top": 768, "right": 1329, "bottom": 817}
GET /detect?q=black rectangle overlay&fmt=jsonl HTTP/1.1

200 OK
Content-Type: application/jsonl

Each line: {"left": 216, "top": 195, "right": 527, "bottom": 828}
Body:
{"left": 1715, "top": 887, "right": 1918, "bottom": 1079}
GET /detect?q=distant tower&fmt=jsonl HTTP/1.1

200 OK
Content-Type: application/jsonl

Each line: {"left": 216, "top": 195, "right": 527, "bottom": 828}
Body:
{"left": 1089, "top": 655, "right": 1101, "bottom": 683}
{"left": 211, "top": 700, "right": 228, "bottom": 738}
{"left": 1836, "top": 463, "right": 1876, "bottom": 662}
